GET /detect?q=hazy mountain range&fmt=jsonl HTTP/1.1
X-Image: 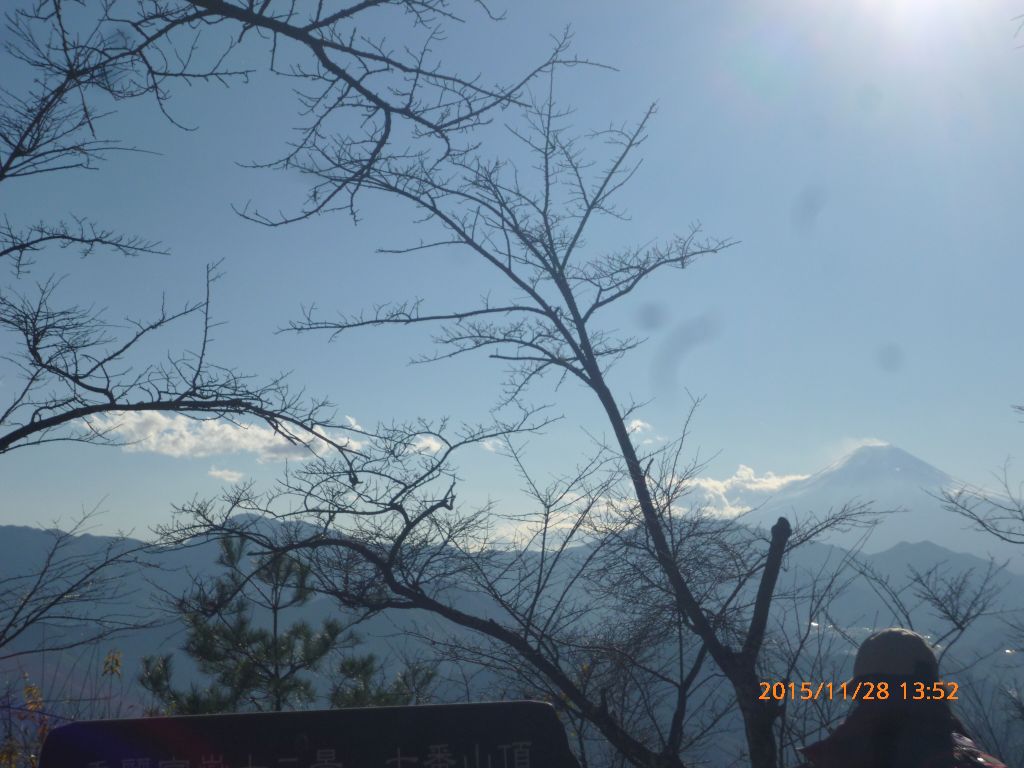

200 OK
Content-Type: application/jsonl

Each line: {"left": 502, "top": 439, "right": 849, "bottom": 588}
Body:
{"left": 2, "top": 444, "right": 1021, "bottom": 718}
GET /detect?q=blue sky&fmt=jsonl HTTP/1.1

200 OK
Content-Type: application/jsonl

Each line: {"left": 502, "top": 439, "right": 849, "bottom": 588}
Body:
{"left": 2, "top": 0, "right": 1023, "bottom": 537}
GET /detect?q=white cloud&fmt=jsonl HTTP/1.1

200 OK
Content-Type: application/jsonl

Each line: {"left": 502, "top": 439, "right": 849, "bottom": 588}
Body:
{"left": 411, "top": 434, "right": 445, "bottom": 454}
{"left": 627, "top": 419, "right": 652, "bottom": 434}
{"left": 209, "top": 466, "right": 245, "bottom": 483}
{"left": 481, "top": 438, "right": 503, "bottom": 453}
{"left": 691, "top": 465, "right": 810, "bottom": 496}
{"left": 85, "top": 412, "right": 361, "bottom": 462}
{"left": 699, "top": 496, "right": 753, "bottom": 518}
{"left": 852, "top": 437, "right": 890, "bottom": 448}
{"left": 491, "top": 492, "right": 608, "bottom": 547}
{"left": 690, "top": 465, "right": 810, "bottom": 518}
{"left": 345, "top": 415, "right": 363, "bottom": 430}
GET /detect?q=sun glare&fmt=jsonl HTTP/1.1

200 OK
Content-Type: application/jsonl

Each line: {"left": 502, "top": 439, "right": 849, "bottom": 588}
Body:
{"left": 857, "top": 0, "right": 976, "bottom": 47}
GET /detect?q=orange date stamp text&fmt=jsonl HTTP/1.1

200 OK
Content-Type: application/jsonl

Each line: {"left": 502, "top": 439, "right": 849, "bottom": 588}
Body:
{"left": 758, "top": 680, "right": 959, "bottom": 702}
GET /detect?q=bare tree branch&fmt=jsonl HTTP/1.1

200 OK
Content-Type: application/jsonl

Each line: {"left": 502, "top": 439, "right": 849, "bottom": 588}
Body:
{"left": 164, "top": 75, "right": 881, "bottom": 768}
{"left": 0, "top": 508, "right": 158, "bottom": 662}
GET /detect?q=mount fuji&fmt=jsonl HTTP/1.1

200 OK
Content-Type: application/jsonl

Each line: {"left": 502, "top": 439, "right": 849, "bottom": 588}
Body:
{"left": 736, "top": 443, "right": 1022, "bottom": 567}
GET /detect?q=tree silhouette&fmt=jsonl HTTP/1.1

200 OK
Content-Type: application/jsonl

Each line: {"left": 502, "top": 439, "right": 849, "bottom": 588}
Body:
{"left": 3, "top": 0, "right": 555, "bottom": 670}
{"left": 165, "top": 80, "right": 877, "bottom": 768}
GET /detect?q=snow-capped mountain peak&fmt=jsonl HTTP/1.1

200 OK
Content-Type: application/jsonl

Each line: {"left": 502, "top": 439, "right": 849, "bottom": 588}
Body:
{"left": 820, "top": 444, "right": 952, "bottom": 486}
{"left": 710, "top": 444, "right": 1020, "bottom": 566}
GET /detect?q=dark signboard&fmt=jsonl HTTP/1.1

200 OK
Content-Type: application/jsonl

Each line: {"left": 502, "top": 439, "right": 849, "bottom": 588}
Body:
{"left": 39, "top": 701, "right": 580, "bottom": 768}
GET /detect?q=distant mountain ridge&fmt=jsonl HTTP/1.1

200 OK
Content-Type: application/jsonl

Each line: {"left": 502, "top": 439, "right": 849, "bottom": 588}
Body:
{"left": 2, "top": 443, "right": 1022, "bottom": 715}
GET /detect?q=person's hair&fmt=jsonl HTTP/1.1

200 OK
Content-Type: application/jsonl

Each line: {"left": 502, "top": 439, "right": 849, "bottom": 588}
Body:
{"left": 844, "top": 679, "right": 968, "bottom": 768}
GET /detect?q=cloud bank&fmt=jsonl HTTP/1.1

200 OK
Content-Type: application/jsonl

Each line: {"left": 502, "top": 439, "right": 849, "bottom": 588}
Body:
{"left": 690, "top": 465, "right": 810, "bottom": 517}
{"left": 208, "top": 466, "right": 245, "bottom": 483}
{"left": 85, "top": 412, "right": 359, "bottom": 462}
